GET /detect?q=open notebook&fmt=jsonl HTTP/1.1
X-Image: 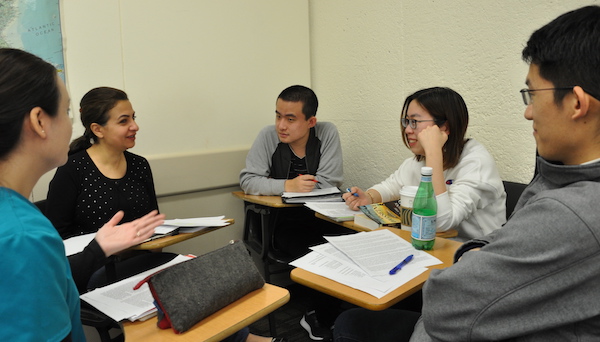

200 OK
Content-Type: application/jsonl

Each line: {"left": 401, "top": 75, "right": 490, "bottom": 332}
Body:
{"left": 281, "top": 187, "right": 343, "bottom": 204}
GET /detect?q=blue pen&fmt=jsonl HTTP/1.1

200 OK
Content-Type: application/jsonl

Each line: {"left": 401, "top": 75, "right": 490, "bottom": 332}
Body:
{"left": 389, "top": 254, "right": 414, "bottom": 275}
{"left": 346, "top": 188, "right": 359, "bottom": 197}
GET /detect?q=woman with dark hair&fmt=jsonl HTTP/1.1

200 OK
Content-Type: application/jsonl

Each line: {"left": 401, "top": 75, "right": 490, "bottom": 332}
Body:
{"left": 46, "top": 87, "right": 158, "bottom": 239}
{"left": 43, "top": 86, "right": 174, "bottom": 293}
{"left": 45, "top": 87, "right": 284, "bottom": 342}
{"left": 0, "top": 48, "right": 164, "bottom": 341}
{"left": 343, "top": 87, "right": 506, "bottom": 240}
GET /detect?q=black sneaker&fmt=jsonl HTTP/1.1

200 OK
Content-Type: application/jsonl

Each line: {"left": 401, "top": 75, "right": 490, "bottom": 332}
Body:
{"left": 300, "top": 310, "right": 332, "bottom": 341}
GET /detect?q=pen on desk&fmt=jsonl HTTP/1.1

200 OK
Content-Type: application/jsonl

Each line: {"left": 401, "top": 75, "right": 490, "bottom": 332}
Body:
{"left": 346, "top": 188, "right": 359, "bottom": 197}
{"left": 389, "top": 254, "right": 414, "bottom": 275}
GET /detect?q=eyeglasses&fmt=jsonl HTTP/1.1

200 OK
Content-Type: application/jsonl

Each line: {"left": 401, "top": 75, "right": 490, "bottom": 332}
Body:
{"left": 401, "top": 118, "right": 444, "bottom": 129}
{"left": 519, "top": 87, "right": 574, "bottom": 106}
{"left": 520, "top": 86, "right": 600, "bottom": 106}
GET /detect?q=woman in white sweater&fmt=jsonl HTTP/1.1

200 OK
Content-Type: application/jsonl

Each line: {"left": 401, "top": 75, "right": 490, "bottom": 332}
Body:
{"left": 343, "top": 87, "right": 506, "bottom": 240}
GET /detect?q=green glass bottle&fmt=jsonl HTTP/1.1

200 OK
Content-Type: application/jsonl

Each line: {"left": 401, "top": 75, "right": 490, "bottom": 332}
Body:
{"left": 411, "top": 166, "right": 437, "bottom": 250}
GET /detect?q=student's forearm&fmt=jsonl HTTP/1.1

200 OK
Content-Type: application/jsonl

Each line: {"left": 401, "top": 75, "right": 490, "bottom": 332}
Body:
{"left": 425, "top": 148, "right": 446, "bottom": 196}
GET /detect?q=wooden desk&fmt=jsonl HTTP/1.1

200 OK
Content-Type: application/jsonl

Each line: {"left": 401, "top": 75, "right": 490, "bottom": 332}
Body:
{"left": 130, "top": 219, "right": 234, "bottom": 250}
{"left": 122, "top": 283, "right": 290, "bottom": 342}
{"left": 231, "top": 191, "right": 301, "bottom": 208}
{"left": 315, "top": 212, "right": 458, "bottom": 238}
{"left": 290, "top": 228, "right": 462, "bottom": 311}
{"left": 231, "top": 191, "right": 303, "bottom": 283}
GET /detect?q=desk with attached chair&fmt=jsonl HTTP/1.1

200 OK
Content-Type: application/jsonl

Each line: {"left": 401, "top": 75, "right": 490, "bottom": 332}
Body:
{"left": 290, "top": 228, "right": 462, "bottom": 311}
{"left": 231, "top": 191, "right": 302, "bottom": 282}
{"left": 122, "top": 283, "right": 290, "bottom": 342}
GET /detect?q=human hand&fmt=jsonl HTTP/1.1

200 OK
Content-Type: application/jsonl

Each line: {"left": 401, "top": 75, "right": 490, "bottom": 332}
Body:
{"left": 342, "top": 186, "right": 371, "bottom": 211}
{"left": 285, "top": 174, "right": 318, "bottom": 192}
{"left": 95, "top": 210, "right": 166, "bottom": 257}
{"left": 417, "top": 125, "right": 448, "bottom": 156}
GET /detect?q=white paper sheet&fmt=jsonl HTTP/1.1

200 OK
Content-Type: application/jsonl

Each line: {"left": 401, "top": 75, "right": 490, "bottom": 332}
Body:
{"left": 304, "top": 202, "right": 357, "bottom": 221}
{"left": 162, "top": 216, "right": 228, "bottom": 227}
{"left": 290, "top": 248, "right": 427, "bottom": 298}
{"left": 63, "top": 233, "right": 96, "bottom": 256}
{"left": 80, "top": 255, "right": 193, "bottom": 322}
{"left": 325, "top": 229, "right": 442, "bottom": 277}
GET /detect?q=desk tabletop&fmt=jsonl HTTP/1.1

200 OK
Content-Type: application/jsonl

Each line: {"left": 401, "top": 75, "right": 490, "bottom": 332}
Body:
{"left": 231, "top": 191, "right": 302, "bottom": 208}
{"left": 315, "top": 212, "right": 458, "bottom": 238}
{"left": 130, "top": 219, "right": 234, "bottom": 250}
{"left": 122, "top": 283, "right": 290, "bottom": 342}
{"left": 290, "top": 228, "right": 462, "bottom": 311}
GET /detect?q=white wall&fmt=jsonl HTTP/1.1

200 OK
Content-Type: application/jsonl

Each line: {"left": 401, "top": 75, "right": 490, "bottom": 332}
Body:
{"left": 33, "top": 1, "right": 311, "bottom": 256}
{"left": 37, "top": 1, "right": 600, "bottom": 254}
{"left": 309, "top": 0, "right": 599, "bottom": 190}
{"left": 59, "top": 0, "right": 311, "bottom": 155}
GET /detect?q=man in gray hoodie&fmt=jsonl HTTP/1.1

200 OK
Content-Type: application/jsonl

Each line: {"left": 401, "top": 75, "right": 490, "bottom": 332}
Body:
{"left": 333, "top": 5, "right": 600, "bottom": 342}
{"left": 241, "top": 85, "right": 350, "bottom": 341}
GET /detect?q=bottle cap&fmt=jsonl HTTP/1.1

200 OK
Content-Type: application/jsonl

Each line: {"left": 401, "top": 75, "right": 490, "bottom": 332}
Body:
{"left": 421, "top": 166, "right": 433, "bottom": 176}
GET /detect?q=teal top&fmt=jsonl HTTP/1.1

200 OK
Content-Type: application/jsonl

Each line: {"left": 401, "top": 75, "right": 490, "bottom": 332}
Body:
{"left": 0, "top": 187, "right": 85, "bottom": 341}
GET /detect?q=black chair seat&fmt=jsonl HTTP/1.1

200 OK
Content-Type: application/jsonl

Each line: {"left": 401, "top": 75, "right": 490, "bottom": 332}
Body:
{"left": 503, "top": 181, "right": 528, "bottom": 220}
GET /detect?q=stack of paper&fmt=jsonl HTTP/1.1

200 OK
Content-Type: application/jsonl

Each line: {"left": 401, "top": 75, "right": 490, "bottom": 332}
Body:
{"left": 281, "top": 187, "right": 343, "bottom": 204}
{"left": 353, "top": 213, "right": 381, "bottom": 230}
{"left": 290, "top": 229, "right": 442, "bottom": 298}
{"left": 80, "top": 255, "right": 193, "bottom": 322}
{"left": 63, "top": 216, "right": 230, "bottom": 256}
{"left": 63, "top": 233, "right": 96, "bottom": 256}
{"left": 304, "top": 202, "right": 357, "bottom": 222}
{"left": 161, "top": 215, "right": 229, "bottom": 233}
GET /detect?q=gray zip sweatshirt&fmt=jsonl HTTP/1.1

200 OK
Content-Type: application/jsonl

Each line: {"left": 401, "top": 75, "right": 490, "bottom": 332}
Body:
{"left": 240, "top": 122, "right": 343, "bottom": 195}
{"left": 411, "top": 157, "right": 600, "bottom": 341}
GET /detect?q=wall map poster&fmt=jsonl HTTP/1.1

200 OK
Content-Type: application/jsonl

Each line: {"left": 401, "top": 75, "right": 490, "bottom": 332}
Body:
{"left": 0, "top": 0, "right": 65, "bottom": 81}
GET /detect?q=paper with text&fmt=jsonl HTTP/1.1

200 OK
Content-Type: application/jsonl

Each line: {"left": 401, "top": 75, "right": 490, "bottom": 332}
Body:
{"left": 304, "top": 202, "right": 357, "bottom": 221}
{"left": 325, "top": 229, "right": 442, "bottom": 277}
{"left": 80, "top": 254, "right": 193, "bottom": 322}
{"left": 290, "top": 247, "right": 427, "bottom": 298}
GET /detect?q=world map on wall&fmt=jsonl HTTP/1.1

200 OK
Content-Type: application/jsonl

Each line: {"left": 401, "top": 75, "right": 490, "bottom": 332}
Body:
{"left": 0, "top": 0, "right": 65, "bottom": 81}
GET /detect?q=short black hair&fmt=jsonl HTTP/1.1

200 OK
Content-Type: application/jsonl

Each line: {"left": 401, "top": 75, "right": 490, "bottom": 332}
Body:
{"left": 522, "top": 5, "right": 600, "bottom": 103}
{"left": 277, "top": 85, "right": 318, "bottom": 119}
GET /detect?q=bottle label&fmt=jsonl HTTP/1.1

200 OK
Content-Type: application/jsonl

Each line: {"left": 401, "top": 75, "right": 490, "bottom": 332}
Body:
{"left": 411, "top": 213, "right": 436, "bottom": 240}
{"left": 420, "top": 175, "right": 432, "bottom": 182}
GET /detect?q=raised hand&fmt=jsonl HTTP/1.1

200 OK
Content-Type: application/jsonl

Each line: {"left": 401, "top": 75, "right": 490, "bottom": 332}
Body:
{"left": 95, "top": 210, "right": 166, "bottom": 257}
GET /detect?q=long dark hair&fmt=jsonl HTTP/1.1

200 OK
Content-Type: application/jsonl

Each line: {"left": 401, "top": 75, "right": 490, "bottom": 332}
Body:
{"left": 401, "top": 87, "right": 469, "bottom": 170}
{"left": 0, "top": 48, "right": 59, "bottom": 160}
{"left": 69, "top": 87, "right": 129, "bottom": 154}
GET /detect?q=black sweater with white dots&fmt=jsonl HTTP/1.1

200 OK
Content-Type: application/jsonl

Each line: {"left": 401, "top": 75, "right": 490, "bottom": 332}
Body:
{"left": 46, "top": 150, "right": 159, "bottom": 239}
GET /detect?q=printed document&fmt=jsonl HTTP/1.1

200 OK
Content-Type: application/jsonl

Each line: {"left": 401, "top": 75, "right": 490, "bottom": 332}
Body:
{"left": 64, "top": 216, "right": 230, "bottom": 256}
{"left": 290, "top": 229, "right": 443, "bottom": 298}
{"left": 63, "top": 233, "right": 95, "bottom": 256}
{"left": 325, "top": 229, "right": 442, "bottom": 277}
{"left": 80, "top": 254, "right": 193, "bottom": 322}
{"left": 304, "top": 202, "right": 357, "bottom": 221}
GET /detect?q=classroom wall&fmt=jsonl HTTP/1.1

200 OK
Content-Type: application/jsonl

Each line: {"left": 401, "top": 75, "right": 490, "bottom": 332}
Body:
{"left": 32, "top": 0, "right": 311, "bottom": 256}
{"left": 36, "top": 1, "right": 600, "bottom": 256}
{"left": 308, "top": 0, "right": 599, "bottom": 191}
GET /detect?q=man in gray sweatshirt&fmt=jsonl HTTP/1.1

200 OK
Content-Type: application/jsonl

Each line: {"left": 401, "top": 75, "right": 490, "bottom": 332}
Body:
{"left": 333, "top": 5, "right": 600, "bottom": 342}
{"left": 241, "top": 85, "right": 350, "bottom": 341}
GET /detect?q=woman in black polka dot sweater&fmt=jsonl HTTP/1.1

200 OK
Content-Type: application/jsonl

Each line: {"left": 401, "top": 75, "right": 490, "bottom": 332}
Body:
{"left": 45, "top": 87, "right": 174, "bottom": 291}
{"left": 46, "top": 87, "right": 158, "bottom": 239}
